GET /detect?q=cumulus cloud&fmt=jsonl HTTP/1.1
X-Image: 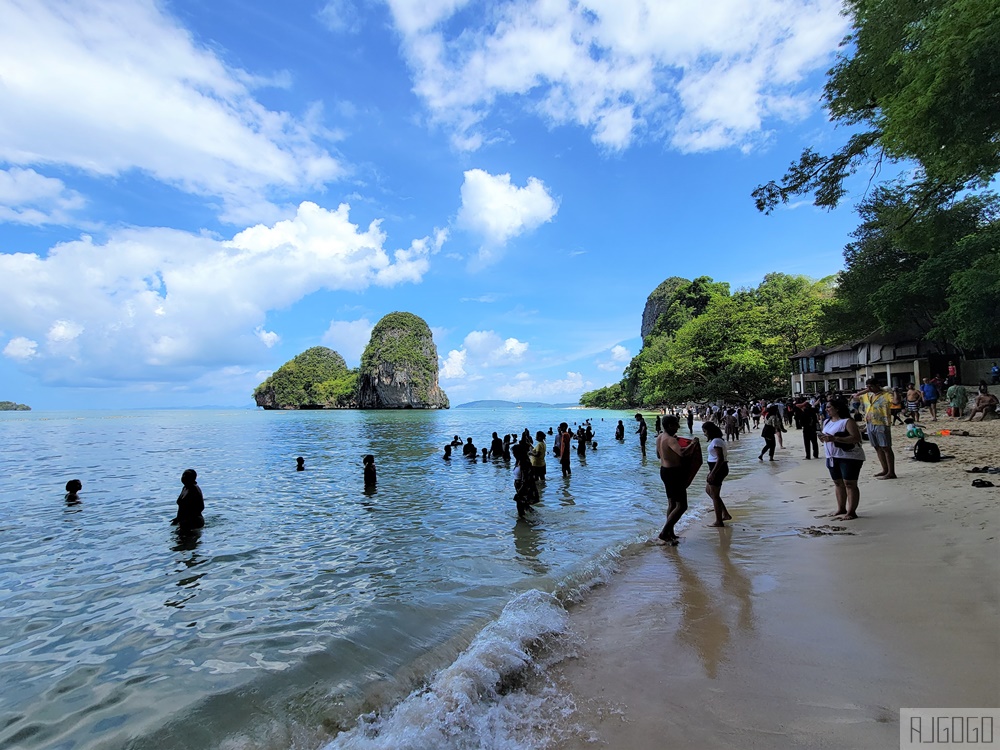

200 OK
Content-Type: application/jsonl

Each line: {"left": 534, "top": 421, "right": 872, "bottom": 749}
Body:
{"left": 255, "top": 327, "right": 281, "bottom": 348}
{"left": 456, "top": 169, "right": 558, "bottom": 266}
{"left": 496, "top": 371, "right": 592, "bottom": 400}
{"left": 438, "top": 348, "right": 467, "bottom": 379}
{"left": 0, "top": 0, "right": 341, "bottom": 223}
{"left": 321, "top": 318, "right": 374, "bottom": 366}
{"left": 462, "top": 330, "right": 529, "bottom": 365}
{"left": 3, "top": 336, "right": 38, "bottom": 361}
{"left": 385, "top": 0, "right": 847, "bottom": 152}
{"left": 0, "top": 167, "right": 85, "bottom": 226}
{"left": 597, "top": 344, "right": 631, "bottom": 371}
{"left": 0, "top": 202, "right": 435, "bottom": 384}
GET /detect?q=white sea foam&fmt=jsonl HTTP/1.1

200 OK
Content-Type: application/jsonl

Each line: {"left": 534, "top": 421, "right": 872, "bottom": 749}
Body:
{"left": 320, "top": 589, "right": 576, "bottom": 750}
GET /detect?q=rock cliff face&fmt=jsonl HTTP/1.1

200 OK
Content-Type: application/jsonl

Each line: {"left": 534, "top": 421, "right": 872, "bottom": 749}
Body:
{"left": 640, "top": 276, "right": 688, "bottom": 340}
{"left": 358, "top": 312, "right": 449, "bottom": 409}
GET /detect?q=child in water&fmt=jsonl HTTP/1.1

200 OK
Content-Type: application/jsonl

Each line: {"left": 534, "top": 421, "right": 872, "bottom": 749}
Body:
{"left": 363, "top": 455, "right": 377, "bottom": 487}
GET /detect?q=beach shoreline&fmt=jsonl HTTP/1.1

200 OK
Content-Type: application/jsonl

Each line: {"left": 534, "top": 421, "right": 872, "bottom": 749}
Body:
{"left": 551, "top": 420, "right": 1000, "bottom": 749}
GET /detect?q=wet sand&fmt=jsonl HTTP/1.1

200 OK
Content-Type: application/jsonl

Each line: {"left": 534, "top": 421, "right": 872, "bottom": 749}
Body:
{"left": 554, "top": 419, "right": 1000, "bottom": 749}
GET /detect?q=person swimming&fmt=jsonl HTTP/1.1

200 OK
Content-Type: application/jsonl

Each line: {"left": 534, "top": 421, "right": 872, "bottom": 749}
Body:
{"left": 172, "top": 469, "right": 205, "bottom": 530}
{"left": 64, "top": 478, "right": 82, "bottom": 503}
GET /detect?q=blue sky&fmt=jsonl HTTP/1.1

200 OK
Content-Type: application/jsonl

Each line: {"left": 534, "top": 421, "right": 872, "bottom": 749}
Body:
{"left": 0, "top": 0, "right": 866, "bottom": 409}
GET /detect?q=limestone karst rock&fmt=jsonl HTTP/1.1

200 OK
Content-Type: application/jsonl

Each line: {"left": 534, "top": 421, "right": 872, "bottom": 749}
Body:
{"left": 357, "top": 312, "right": 449, "bottom": 409}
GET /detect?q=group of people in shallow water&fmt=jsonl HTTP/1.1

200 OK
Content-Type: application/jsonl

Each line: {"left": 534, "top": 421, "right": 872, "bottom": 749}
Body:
{"left": 443, "top": 421, "right": 601, "bottom": 517}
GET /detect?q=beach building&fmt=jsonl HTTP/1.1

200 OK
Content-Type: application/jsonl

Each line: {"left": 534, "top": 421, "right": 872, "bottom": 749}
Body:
{"left": 789, "top": 335, "right": 956, "bottom": 394}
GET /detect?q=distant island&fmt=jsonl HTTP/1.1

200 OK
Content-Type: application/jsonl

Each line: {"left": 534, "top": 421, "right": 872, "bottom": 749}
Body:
{"left": 253, "top": 312, "right": 449, "bottom": 410}
{"left": 455, "top": 400, "right": 581, "bottom": 409}
{"left": 0, "top": 401, "right": 31, "bottom": 411}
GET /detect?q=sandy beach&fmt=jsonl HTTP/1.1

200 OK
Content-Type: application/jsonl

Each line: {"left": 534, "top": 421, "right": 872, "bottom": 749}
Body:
{"left": 553, "top": 418, "right": 1000, "bottom": 749}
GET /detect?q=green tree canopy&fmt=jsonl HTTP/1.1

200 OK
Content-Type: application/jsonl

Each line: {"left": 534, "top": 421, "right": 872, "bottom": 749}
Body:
{"left": 253, "top": 346, "right": 358, "bottom": 408}
{"left": 754, "top": 0, "right": 1000, "bottom": 214}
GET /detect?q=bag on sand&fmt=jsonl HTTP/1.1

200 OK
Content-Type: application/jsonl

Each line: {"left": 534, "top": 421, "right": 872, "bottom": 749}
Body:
{"left": 676, "top": 437, "right": 704, "bottom": 488}
{"left": 913, "top": 438, "right": 941, "bottom": 463}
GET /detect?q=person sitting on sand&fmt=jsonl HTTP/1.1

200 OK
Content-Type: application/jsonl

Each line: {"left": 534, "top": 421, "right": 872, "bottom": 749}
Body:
{"left": 819, "top": 397, "right": 865, "bottom": 520}
{"left": 702, "top": 422, "right": 732, "bottom": 527}
{"left": 967, "top": 392, "right": 999, "bottom": 422}
{"left": 655, "top": 415, "right": 700, "bottom": 545}
{"left": 172, "top": 469, "right": 205, "bottom": 530}
{"left": 65, "top": 478, "right": 82, "bottom": 504}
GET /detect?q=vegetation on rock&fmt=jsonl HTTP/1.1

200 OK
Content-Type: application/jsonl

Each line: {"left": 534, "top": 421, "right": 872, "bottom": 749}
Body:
{"left": 253, "top": 347, "right": 358, "bottom": 409}
{"left": 358, "top": 312, "right": 449, "bottom": 408}
{"left": 581, "top": 273, "right": 834, "bottom": 407}
{"left": 0, "top": 401, "right": 31, "bottom": 411}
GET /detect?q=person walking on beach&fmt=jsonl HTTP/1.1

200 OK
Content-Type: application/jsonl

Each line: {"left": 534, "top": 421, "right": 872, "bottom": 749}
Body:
{"left": 656, "top": 415, "right": 700, "bottom": 545}
{"left": 800, "top": 401, "right": 819, "bottom": 459}
{"left": 686, "top": 408, "right": 694, "bottom": 434}
{"left": 702, "top": 422, "right": 732, "bottom": 527}
{"left": 856, "top": 378, "right": 897, "bottom": 479}
{"left": 765, "top": 406, "right": 785, "bottom": 449}
{"left": 905, "top": 383, "right": 923, "bottom": 421}
{"left": 759, "top": 414, "right": 777, "bottom": 461}
{"left": 920, "top": 377, "right": 940, "bottom": 421}
{"left": 172, "top": 469, "right": 204, "bottom": 530}
{"left": 819, "top": 397, "right": 865, "bottom": 519}
{"left": 635, "top": 413, "right": 648, "bottom": 458}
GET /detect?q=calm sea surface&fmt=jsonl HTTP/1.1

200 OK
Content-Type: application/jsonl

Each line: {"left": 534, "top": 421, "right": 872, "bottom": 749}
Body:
{"left": 0, "top": 408, "right": 757, "bottom": 750}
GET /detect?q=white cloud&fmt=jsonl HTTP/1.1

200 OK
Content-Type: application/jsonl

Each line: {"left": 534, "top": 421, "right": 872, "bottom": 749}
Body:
{"left": 386, "top": 0, "right": 847, "bottom": 153}
{"left": 597, "top": 343, "right": 631, "bottom": 371}
{"left": 438, "top": 348, "right": 467, "bottom": 379}
{"left": 463, "top": 330, "right": 529, "bottom": 365}
{"left": 255, "top": 327, "right": 280, "bottom": 348}
{"left": 496, "top": 371, "right": 592, "bottom": 400}
{"left": 321, "top": 318, "right": 374, "bottom": 366}
{"left": 0, "top": 0, "right": 342, "bottom": 223}
{"left": 456, "top": 169, "right": 558, "bottom": 266}
{"left": 318, "top": 0, "right": 363, "bottom": 33}
{"left": 0, "top": 167, "right": 85, "bottom": 226}
{"left": 3, "top": 336, "right": 38, "bottom": 361}
{"left": 0, "top": 202, "right": 434, "bottom": 384}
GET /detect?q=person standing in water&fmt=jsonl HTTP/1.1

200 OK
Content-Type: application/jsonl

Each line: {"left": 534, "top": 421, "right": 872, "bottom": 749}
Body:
{"left": 296, "top": 457, "right": 305, "bottom": 471}
{"left": 557, "top": 422, "right": 572, "bottom": 477}
{"left": 701, "top": 422, "right": 731, "bottom": 527}
{"left": 363, "top": 455, "right": 377, "bottom": 488}
{"left": 530, "top": 431, "right": 547, "bottom": 483}
{"left": 635, "top": 413, "right": 648, "bottom": 457}
{"left": 172, "top": 469, "right": 204, "bottom": 530}
{"left": 615, "top": 420, "right": 625, "bottom": 440}
{"left": 656, "top": 415, "right": 699, "bottom": 545}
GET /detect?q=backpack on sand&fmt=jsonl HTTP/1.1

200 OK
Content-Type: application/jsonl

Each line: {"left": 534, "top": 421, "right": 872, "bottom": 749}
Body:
{"left": 913, "top": 438, "right": 941, "bottom": 463}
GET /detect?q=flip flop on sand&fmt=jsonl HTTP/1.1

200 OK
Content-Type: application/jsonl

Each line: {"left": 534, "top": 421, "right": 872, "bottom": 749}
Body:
{"left": 971, "top": 478, "right": 995, "bottom": 488}
{"left": 967, "top": 467, "right": 993, "bottom": 473}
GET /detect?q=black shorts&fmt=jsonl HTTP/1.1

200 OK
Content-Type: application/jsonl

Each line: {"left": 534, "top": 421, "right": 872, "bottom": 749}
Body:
{"left": 827, "top": 457, "right": 863, "bottom": 482}
{"left": 659, "top": 466, "right": 687, "bottom": 502}
{"left": 707, "top": 461, "right": 729, "bottom": 487}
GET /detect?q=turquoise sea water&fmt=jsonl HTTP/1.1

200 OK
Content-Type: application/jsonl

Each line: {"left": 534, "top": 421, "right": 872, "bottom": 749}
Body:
{"left": 0, "top": 408, "right": 757, "bottom": 750}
